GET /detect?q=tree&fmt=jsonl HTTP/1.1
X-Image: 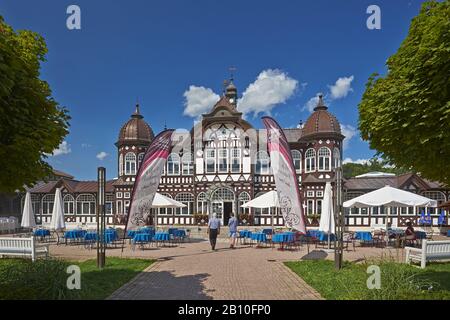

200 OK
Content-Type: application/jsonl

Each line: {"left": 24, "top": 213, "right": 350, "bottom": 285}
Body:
{"left": 358, "top": 1, "right": 450, "bottom": 186}
{"left": 0, "top": 16, "right": 70, "bottom": 193}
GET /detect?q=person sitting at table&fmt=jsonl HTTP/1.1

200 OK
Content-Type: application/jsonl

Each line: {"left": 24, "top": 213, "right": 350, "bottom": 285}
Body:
{"left": 228, "top": 212, "right": 238, "bottom": 249}
{"left": 402, "top": 222, "right": 416, "bottom": 246}
{"left": 386, "top": 222, "right": 396, "bottom": 239}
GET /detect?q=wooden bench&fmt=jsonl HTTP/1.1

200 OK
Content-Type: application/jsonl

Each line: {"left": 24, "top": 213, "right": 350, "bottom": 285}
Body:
{"left": 0, "top": 237, "right": 49, "bottom": 262}
{"left": 405, "top": 240, "right": 450, "bottom": 268}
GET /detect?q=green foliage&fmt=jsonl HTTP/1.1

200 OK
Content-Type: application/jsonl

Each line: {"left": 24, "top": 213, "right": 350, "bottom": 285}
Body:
{"left": 342, "top": 157, "right": 409, "bottom": 179}
{"left": 285, "top": 259, "right": 450, "bottom": 300}
{"left": 0, "top": 257, "right": 153, "bottom": 300}
{"left": 0, "top": 16, "right": 70, "bottom": 193}
{"left": 358, "top": 1, "right": 450, "bottom": 186}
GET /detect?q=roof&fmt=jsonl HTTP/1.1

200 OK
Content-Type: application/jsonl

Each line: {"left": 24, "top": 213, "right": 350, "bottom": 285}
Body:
{"left": 117, "top": 104, "right": 154, "bottom": 145}
{"left": 52, "top": 169, "right": 74, "bottom": 180}
{"left": 29, "top": 179, "right": 115, "bottom": 194}
{"left": 355, "top": 172, "right": 396, "bottom": 178}
{"left": 301, "top": 95, "right": 342, "bottom": 138}
{"left": 344, "top": 173, "right": 445, "bottom": 191}
{"left": 256, "top": 128, "right": 303, "bottom": 143}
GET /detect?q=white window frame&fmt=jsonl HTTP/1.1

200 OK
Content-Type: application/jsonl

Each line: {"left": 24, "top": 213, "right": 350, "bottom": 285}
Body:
{"left": 318, "top": 147, "right": 331, "bottom": 172}
{"left": 218, "top": 148, "right": 228, "bottom": 173}
{"left": 125, "top": 152, "right": 137, "bottom": 175}
{"left": 291, "top": 150, "right": 302, "bottom": 174}
{"left": 182, "top": 153, "right": 194, "bottom": 175}
{"left": 256, "top": 151, "right": 270, "bottom": 175}
{"left": 167, "top": 153, "right": 180, "bottom": 176}
{"left": 305, "top": 148, "right": 316, "bottom": 173}
{"left": 205, "top": 148, "right": 216, "bottom": 173}
{"left": 231, "top": 148, "right": 241, "bottom": 173}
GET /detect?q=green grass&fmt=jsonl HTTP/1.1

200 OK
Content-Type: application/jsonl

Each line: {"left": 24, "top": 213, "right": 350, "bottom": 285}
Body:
{"left": 0, "top": 257, "right": 154, "bottom": 300}
{"left": 285, "top": 260, "right": 450, "bottom": 300}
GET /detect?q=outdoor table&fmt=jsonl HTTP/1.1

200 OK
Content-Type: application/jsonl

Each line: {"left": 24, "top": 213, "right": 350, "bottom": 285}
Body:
{"left": 132, "top": 233, "right": 153, "bottom": 250}
{"left": 250, "top": 232, "right": 267, "bottom": 247}
{"left": 318, "top": 232, "right": 336, "bottom": 242}
{"left": 84, "top": 232, "right": 98, "bottom": 241}
{"left": 127, "top": 230, "right": 137, "bottom": 238}
{"left": 168, "top": 228, "right": 178, "bottom": 235}
{"left": 262, "top": 229, "right": 273, "bottom": 235}
{"left": 173, "top": 229, "right": 186, "bottom": 240}
{"left": 415, "top": 231, "right": 427, "bottom": 240}
{"left": 239, "top": 230, "right": 252, "bottom": 244}
{"left": 354, "top": 231, "right": 372, "bottom": 241}
{"left": 34, "top": 229, "right": 50, "bottom": 237}
{"left": 447, "top": 230, "right": 450, "bottom": 237}
{"left": 64, "top": 229, "right": 86, "bottom": 244}
{"left": 307, "top": 230, "right": 321, "bottom": 239}
{"left": 154, "top": 232, "right": 171, "bottom": 246}
{"left": 272, "top": 233, "right": 295, "bottom": 250}
{"left": 104, "top": 231, "right": 117, "bottom": 244}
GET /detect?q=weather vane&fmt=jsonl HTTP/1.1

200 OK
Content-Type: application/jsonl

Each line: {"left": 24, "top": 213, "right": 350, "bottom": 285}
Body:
{"left": 229, "top": 66, "right": 237, "bottom": 81}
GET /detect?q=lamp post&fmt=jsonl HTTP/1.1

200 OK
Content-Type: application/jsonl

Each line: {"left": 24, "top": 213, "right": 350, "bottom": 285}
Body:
{"left": 334, "top": 162, "right": 344, "bottom": 270}
{"left": 97, "top": 167, "right": 106, "bottom": 269}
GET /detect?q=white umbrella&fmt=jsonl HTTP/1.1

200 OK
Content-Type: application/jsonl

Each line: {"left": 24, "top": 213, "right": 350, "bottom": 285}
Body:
{"left": 241, "top": 190, "right": 279, "bottom": 208}
{"left": 319, "top": 182, "right": 335, "bottom": 249}
{"left": 241, "top": 190, "right": 279, "bottom": 231}
{"left": 343, "top": 185, "right": 437, "bottom": 208}
{"left": 50, "top": 188, "right": 65, "bottom": 230}
{"left": 151, "top": 193, "right": 186, "bottom": 228}
{"left": 151, "top": 193, "right": 186, "bottom": 208}
{"left": 21, "top": 192, "right": 36, "bottom": 229}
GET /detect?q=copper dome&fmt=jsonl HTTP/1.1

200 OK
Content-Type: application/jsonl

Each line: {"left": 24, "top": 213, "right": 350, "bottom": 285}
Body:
{"left": 302, "top": 95, "right": 342, "bottom": 137}
{"left": 117, "top": 104, "right": 154, "bottom": 145}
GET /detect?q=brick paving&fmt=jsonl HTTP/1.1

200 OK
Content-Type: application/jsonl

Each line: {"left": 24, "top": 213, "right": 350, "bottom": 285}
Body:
{"left": 46, "top": 235, "right": 413, "bottom": 300}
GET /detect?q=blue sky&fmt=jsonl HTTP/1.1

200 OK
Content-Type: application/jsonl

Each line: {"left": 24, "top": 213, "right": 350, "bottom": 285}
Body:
{"left": 0, "top": 0, "right": 426, "bottom": 180}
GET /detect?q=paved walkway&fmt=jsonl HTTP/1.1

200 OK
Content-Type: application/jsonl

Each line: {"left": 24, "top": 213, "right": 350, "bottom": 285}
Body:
{"left": 48, "top": 237, "right": 409, "bottom": 300}
{"left": 106, "top": 240, "right": 322, "bottom": 300}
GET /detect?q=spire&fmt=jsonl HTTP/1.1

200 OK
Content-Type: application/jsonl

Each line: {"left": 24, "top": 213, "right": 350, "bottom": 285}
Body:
{"left": 224, "top": 67, "right": 238, "bottom": 107}
{"left": 131, "top": 103, "right": 144, "bottom": 119}
{"left": 314, "top": 94, "right": 328, "bottom": 111}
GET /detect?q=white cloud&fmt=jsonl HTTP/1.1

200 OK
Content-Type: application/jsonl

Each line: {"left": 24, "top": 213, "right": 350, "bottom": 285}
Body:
{"left": 343, "top": 158, "right": 370, "bottom": 165}
{"left": 51, "top": 141, "right": 71, "bottom": 156}
{"left": 96, "top": 152, "right": 109, "bottom": 161}
{"left": 302, "top": 96, "right": 319, "bottom": 113}
{"left": 341, "top": 124, "right": 358, "bottom": 150}
{"left": 328, "top": 76, "right": 354, "bottom": 100}
{"left": 238, "top": 69, "right": 298, "bottom": 116}
{"left": 183, "top": 85, "right": 220, "bottom": 118}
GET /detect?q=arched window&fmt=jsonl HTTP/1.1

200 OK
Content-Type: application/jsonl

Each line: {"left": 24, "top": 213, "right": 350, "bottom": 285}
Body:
{"left": 119, "top": 154, "right": 123, "bottom": 176}
{"left": 197, "top": 192, "right": 208, "bottom": 215}
{"left": 125, "top": 153, "right": 136, "bottom": 175}
{"left": 238, "top": 192, "right": 251, "bottom": 215}
{"left": 63, "top": 194, "right": 75, "bottom": 215}
{"left": 137, "top": 153, "right": 145, "bottom": 169}
{"left": 76, "top": 194, "right": 96, "bottom": 215}
{"left": 305, "top": 149, "right": 316, "bottom": 173}
{"left": 205, "top": 148, "right": 216, "bottom": 173}
{"left": 211, "top": 188, "right": 235, "bottom": 202}
{"left": 256, "top": 151, "right": 270, "bottom": 174}
{"left": 182, "top": 153, "right": 193, "bottom": 175}
{"left": 291, "top": 150, "right": 302, "bottom": 173}
{"left": 333, "top": 148, "right": 341, "bottom": 169}
{"left": 175, "top": 193, "right": 194, "bottom": 215}
{"left": 42, "top": 194, "right": 55, "bottom": 214}
{"left": 167, "top": 153, "right": 180, "bottom": 175}
{"left": 318, "top": 147, "right": 331, "bottom": 171}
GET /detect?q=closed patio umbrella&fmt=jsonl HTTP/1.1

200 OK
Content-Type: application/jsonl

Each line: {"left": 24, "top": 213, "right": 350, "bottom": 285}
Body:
{"left": 319, "top": 182, "right": 335, "bottom": 250}
{"left": 50, "top": 188, "right": 65, "bottom": 231}
{"left": 21, "top": 191, "right": 36, "bottom": 229}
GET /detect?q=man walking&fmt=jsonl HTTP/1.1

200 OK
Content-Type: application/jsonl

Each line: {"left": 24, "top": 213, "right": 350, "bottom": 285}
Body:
{"left": 207, "top": 213, "right": 221, "bottom": 251}
{"left": 228, "top": 213, "right": 238, "bottom": 249}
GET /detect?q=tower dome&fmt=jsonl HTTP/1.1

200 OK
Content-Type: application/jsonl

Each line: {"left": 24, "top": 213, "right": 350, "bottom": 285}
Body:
{"left": 302, "top": 95, "right": 343, "bottom": 139}
{"left": 116, "top": 104, "right": 154, "bottom": 145}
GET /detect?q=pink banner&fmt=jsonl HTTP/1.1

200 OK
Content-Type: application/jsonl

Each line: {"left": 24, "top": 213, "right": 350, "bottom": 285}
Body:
{"left": 125, "top": 130, "right": 174, "bottom": 231}
{"left": 262, "top": 117, "right": 306, "bottom": 233}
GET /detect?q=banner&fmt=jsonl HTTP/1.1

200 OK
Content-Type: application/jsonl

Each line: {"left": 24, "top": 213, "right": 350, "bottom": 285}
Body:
{"left": 262, "top": 116, "right": 306, "bottom": 233}
{"left": 125, "top": 129, "right": 174, "bottom": 231}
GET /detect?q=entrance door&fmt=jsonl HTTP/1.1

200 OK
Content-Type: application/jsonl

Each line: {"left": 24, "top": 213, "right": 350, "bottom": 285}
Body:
{"left": 212, "top": 202, "right": 223, "bottom": 221}
{"left": 223, "top": 202, "right": 233, "bottom": 226}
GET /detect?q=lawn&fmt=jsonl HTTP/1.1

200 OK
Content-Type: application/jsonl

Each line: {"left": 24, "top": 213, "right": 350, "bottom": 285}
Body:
{"left": 285, "top": 260, "right": 450, "bottom": 300}
{"left": 0, "top": 257, "right": 154, "bottom": 300}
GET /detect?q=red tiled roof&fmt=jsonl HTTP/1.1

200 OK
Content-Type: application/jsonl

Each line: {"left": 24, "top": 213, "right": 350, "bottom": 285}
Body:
{"left": 29, "top": 179, "right": 115, "bottom": 194}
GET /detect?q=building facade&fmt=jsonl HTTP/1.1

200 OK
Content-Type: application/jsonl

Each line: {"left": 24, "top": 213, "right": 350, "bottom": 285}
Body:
{"left": 6, "top": 80, "right": 448, "bottom": 228}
